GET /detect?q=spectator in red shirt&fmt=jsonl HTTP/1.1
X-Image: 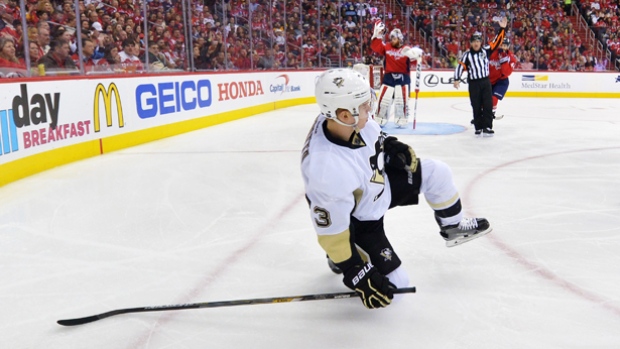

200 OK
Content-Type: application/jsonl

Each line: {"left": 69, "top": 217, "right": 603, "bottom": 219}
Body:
{"left": 235, "top": 47, "right": 251, "bottom": 69}
{"left": 0, "top": 37, "right": 26, "bottom": 69}
{"left": 28, "top": 41, "right": 41, "bottom": 68}
{"left": 0, "top": 5, "right": 18, "bottom": 40}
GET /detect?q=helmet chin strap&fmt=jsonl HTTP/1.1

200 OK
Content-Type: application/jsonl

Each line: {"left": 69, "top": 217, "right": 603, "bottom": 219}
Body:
{"left": 332, "top": 114, "right": 359, "bottom": 128}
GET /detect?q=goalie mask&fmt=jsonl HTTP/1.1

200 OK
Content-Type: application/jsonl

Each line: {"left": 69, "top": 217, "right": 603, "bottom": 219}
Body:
{"left": 315, "top": 68, "right": 376, "bottom": 127}
{"left": 389, "top": 28, "right": 404, "bottom": 46}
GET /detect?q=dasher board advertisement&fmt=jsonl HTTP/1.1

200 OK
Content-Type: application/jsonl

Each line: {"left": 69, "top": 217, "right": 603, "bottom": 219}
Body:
{"left": 0, "top": 71, "right": 316, "bottom": 168}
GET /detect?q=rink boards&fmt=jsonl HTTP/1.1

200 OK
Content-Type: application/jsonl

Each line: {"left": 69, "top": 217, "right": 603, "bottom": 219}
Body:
{"left": 418, "top": 70, "right": 620, "bottom": 98}
{"left": 0, "top": 70, "right": 619, "bottom": 186}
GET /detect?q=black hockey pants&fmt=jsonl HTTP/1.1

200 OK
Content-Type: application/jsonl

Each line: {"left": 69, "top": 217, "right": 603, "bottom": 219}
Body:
{"left": 468, "top": 77, "right": 494, "bottom": 130}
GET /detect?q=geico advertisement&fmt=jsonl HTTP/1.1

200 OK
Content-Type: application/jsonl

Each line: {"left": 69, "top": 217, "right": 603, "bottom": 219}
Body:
{"left": 0, "top": 81, "right": 94, "bottom": 165}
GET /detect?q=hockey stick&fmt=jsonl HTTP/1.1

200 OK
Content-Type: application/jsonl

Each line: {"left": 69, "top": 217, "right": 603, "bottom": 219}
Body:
{"left": 412, "top": 60, "right": 421, "bottom": 130}
{"left": 57, "top": 287, "right": 417, "bottom": 326}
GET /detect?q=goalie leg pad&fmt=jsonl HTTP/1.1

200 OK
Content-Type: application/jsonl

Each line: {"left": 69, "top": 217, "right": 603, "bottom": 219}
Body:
{"left": 394, "top": 84, "right": 409, "bottom": 127}
{"left": 375, "top": 85, "right": 394, "bottom": 126}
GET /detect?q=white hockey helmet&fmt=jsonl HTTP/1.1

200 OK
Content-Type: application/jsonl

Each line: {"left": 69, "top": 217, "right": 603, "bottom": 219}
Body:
{"left": 389, "top": 28, "right": 404, "bottom": 43}
{"left": 315, "top": 68, "right": 375, "bottom": 127}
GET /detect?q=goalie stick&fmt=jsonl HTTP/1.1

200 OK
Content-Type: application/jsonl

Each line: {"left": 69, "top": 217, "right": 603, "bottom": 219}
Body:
{"left": 57, "top": 287, "right": 417, "bottom": 326}
{"left": 412, "top": 60, "right": 421, "bottom": 130}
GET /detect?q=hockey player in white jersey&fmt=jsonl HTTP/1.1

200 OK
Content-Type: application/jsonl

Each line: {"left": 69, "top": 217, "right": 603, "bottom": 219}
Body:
{"left": 301, "top": 68, "right": 492, "bottom": 309}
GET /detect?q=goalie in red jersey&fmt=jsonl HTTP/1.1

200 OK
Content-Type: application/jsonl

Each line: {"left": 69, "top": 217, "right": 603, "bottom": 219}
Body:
{"left": 371, "top": 21, "right": 423, "bottom": 128}
{"left": 488, "top": 38, "right": 517, "bottom": 120}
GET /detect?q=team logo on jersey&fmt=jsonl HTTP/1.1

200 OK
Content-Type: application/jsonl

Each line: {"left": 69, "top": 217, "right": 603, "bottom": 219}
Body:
{"left": 350, "top": 130, "right": 365, "bottom": 146}
{"left": 380, "top": 248, "right": 393, "bottom": 261}
{"left": 369, "top": 139, "right": 385, "bottom": 186}
{"left": 333, "top": 77, "right": 345, "bottom": 88}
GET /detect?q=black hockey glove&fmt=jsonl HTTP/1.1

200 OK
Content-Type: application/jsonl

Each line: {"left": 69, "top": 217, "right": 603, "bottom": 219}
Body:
{"left": 383, "top": 136, "right": 418, "bottom": 172}
{"left": 343, "top": 262, "right": 396, "bottom": 309}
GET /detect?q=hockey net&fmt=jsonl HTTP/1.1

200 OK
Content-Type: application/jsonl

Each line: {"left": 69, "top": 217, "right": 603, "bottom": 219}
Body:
{"left": 352, "top": 63, "right": 384, "bottom": 90}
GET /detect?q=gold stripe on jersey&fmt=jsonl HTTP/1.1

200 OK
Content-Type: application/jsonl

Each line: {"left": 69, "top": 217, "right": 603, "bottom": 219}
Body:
{"left": 353, "top": 188, "right": 363, "bottom": 212}
{"left": 318, "top": 229, "right": 352, "bottom": 263}
{"left": 427, "top": 192, "right": 460, "bottom": 210}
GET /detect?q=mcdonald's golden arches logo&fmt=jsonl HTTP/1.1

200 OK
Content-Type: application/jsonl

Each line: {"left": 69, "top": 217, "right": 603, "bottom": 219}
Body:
{"left": 94, "top": 83, "right": 124, "bottom": 132}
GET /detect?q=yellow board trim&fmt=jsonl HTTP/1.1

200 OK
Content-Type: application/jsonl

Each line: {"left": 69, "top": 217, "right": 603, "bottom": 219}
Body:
{"left": 0, "top": 140, "right": 101, "bottom": 187}
{"left": 102, "top": 101, "right": 276, "bottom": 153}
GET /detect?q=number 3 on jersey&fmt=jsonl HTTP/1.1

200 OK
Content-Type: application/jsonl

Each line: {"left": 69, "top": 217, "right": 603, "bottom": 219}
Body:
{"left": 313, "top": 206, "right": 332, "bottom": 227}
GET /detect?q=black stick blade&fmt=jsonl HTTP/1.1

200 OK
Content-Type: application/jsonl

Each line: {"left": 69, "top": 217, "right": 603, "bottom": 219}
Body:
{"left": 57, "top": 315, "right": 101, "bottom": 326}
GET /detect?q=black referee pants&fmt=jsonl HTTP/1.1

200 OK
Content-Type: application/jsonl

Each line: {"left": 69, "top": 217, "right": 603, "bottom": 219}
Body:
{"left": 468, "top": 77, "right": 494, "bottom": 130}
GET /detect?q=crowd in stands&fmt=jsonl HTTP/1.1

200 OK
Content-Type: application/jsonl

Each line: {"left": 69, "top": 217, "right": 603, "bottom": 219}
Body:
{"left": 0, "top": 0, "right": 617, "bottom": 75}
{"left": 577, "top": 0, "right": 620, "bottom": 67}
{"left": 0, "top": 0, "right": 402, "bottom": 74}
{"left": 414, "top": 0, "right": 614, "bottom": 71}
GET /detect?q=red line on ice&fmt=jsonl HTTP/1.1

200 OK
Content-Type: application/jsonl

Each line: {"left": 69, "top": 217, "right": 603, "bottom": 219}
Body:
{"left": 461, "top": 146, "right": 620, "bottom": 318}
{"left": 125, "top": 193, "right": 304, "bottom": 348}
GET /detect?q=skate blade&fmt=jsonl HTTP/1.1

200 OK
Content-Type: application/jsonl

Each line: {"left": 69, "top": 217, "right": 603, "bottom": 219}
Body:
{"left": 445, "top": 227, "right": 493, "bottom": 247}
{"left": 482, "top": 133, "right": 494, "bottom": 138}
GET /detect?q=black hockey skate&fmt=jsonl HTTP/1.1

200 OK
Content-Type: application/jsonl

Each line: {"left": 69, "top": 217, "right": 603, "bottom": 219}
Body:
{"left": 482, "top": 128, "right": 494, "bottom": 137}
{"left": 439, "top": 217, "right": 492, "bottom": 247}
{"left": 327, "top": 256, "right": 342, "bottom": 274}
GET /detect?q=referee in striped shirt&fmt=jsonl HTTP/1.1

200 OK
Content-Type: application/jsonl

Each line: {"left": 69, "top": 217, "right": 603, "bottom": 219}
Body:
{"left": 454, "top": 17, "right": 507, "bottom": 136}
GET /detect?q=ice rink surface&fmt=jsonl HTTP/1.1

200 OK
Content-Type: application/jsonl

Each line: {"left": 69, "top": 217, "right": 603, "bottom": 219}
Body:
{"left": 1, "top": 97, "right": 620, "bottom": 348}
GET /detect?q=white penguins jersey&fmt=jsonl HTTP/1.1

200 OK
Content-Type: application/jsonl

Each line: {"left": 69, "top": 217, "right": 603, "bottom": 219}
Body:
{"left": 301, "top": 115, "right": 391, "bottom": 239}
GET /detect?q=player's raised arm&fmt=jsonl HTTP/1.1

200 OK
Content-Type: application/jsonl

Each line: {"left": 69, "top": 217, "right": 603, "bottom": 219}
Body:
{"left": 370, "top": 21, "right": 386, "bottom": 55}
{"left": 488, "top": 17, "right": 507, "bottom": 52}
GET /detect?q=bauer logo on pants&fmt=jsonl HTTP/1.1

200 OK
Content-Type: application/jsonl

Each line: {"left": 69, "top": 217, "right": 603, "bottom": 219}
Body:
{"left": 93, "top": 83, "right": 124, "bottom": 132}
